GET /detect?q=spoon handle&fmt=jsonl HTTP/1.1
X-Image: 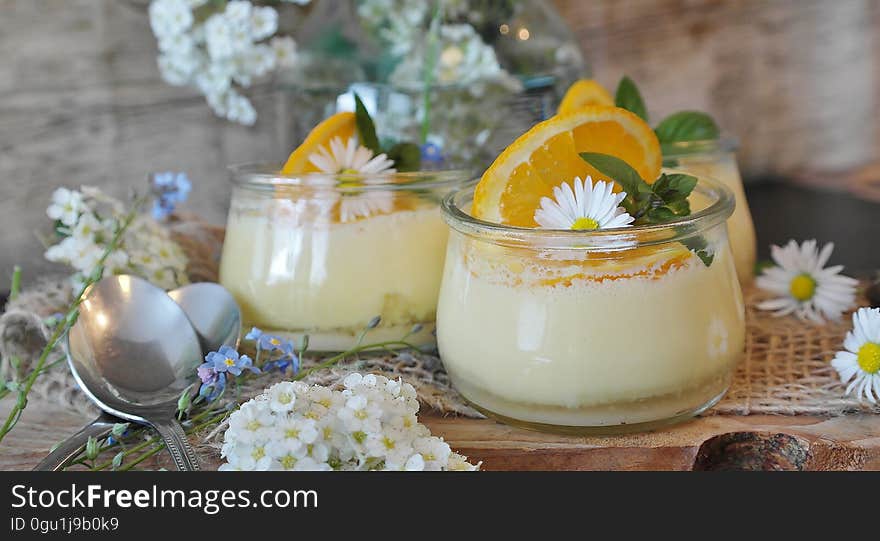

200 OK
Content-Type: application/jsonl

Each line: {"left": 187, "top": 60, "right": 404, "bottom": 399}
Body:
{"left": 150, "top": 418, "right": 201, "bottom": 471}
{"left": 33, "top": 415, "right": 117, "bottom": 471}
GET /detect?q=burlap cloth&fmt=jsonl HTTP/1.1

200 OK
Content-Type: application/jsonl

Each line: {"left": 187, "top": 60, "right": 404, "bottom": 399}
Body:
{"left": 2, "top": 213, "right": 877, "bottom": 425}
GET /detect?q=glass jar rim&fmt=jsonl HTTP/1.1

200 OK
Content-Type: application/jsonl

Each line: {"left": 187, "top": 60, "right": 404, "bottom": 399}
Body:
{"left": 661, "top": 136, "right": 739, "bottom": 158}
{"left": 228, "top": 162, "right": 472, "bottom": 193}
{"left": 441, "top": 171, "right": 735, "bottom": 251}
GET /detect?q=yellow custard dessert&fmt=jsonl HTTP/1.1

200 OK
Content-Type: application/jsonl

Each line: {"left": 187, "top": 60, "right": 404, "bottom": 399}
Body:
{"left": 220, "top": 186, "right": 450, "bottom": 350}
{"left": 436, "top": 105, "right": 746, "bottom": 432}
{"left": 437, "top": 228, "right": 744, "bottom": 428}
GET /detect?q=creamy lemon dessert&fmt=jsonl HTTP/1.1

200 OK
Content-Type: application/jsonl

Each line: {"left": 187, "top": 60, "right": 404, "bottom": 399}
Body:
{"left": 219, "top": 107, "right": 463, "bottom": 350}
{"left": 221, "top": 192, "right": 448, "bottom": 350}
{"left": 437, "top": 234, "right": 744, "bottom": 428}
{"left": 436, "top": 105, "right": 746, "bottom": 432}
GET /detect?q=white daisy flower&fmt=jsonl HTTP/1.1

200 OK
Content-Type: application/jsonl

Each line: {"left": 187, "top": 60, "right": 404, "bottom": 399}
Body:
{"left": 308, "top": 136, "right": 397, "bottom": 222}
{"left": 831, "top": 307, "right": 880, "bottom": 404}
{"left": 308, "top": 136, "right": 396, "bottom": 176}
{"left": 533, "top": 176, "right": 634, "bottom": 231}
{"left": 756, "top": 240, "right": 858, "bottom": 323}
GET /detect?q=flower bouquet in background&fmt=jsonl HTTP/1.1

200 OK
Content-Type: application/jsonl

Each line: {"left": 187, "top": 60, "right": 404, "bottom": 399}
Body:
{"left": 148, "top": 0, "right": 586, "bottom": 169}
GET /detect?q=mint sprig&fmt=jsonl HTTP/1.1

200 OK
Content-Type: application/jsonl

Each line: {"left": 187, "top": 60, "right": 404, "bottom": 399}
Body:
{"left": 352, "top": 93, "right": 421, "bottom": 172}
{"left": 579, "top": 152, "right": 713, "bottom": 266}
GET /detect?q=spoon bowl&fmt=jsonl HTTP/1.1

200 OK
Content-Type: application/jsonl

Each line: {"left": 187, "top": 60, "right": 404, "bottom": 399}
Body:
{"left": 66, "top": 275, "right": 203, "bottom": 470}
{"left": 35, "top": 280, "right": 241, "bottom": 471}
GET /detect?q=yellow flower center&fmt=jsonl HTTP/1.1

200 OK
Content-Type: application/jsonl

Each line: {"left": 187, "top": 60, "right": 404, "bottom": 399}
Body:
{"left": 285, "top": 428, "right": 299, "bottom": 439}
{"left": 857, "top": 342, "right": 880, "bottom": 374}
{"left": 383, "top": 437, "right": 395, "bottom": 450}
{"left": 571, "top": 217, "right": 599, "bottom": 231}
{"left": 270, "top": 338, "right": 280, "bottom": 346}
{"left": 277, "top": 392, "right": 292, "bottom": 404}
{"left": 224, "top": 357, "right": 235, "bottom": 366}
{"left": 354, "top": 409, "right": 368, "bottom": 420}
{"left": 279, "top": 455, "right": 297, "bottom": 470}
{"left": 246, "top": 420, "right": 261, "bottom": 431}
{"left": 789, "top": 274, "right": 816, "bottom": 301}
{"left": 251, "top": 446, "right": 265, "bottom": 461}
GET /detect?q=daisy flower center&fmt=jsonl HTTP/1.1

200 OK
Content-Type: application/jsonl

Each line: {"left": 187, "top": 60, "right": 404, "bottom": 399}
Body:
{"left": 857, "top": 342, "right": 880, "bottom": 374}
{"left": 788, "top": 274, "right": 816, "bottom": 301}
{"left": 571, "top": 217, "right": 599, "bottom": 231}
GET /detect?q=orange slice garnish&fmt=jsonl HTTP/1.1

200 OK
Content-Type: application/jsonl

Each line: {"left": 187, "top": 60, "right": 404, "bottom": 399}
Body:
{"left": 557, "top": 79, "right": 614, "bottom": 114}
{"left": 280, "top": 112, "right": 357, "bottom": 175}
{"left": 473, "top": 106, "right": 662, "bottom": 227}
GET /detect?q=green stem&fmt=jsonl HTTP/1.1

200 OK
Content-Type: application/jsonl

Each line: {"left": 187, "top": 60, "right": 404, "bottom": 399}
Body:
{"left": 9, "top": 266, "right": 21, "bottom": 303}
{"left": 420, "top": 3, "right": 443, "bottom": 144}
{"left": 0, "top": 200, "right": 143, "bottom": 444}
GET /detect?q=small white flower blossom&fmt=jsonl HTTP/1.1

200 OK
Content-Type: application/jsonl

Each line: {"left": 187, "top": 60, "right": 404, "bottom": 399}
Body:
{"left": 756, "top": 240, "right": 858, "bottom": 323}
{"left": 47, "top": 187, "right": 85, "bottom": 226}
{"left": 250, "top": 6, "right": 279, "bottom": 41}
{"left": 534, "top": 176, "right": 634, "bottom": 231}
{"left": 831, "top": 307, "right": 880, "bottom": 404}
{"left": 220, "top": 375, "right": 479, "bottom": 471}
{"left": 149, "top": 0, "right": 194, "bottom": 40}
{"left": 268, "top": 381, "right": 297, "bottom": 413}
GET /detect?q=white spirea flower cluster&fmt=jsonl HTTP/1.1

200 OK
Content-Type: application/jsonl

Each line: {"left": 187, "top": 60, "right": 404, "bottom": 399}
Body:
{"left": 390, "top": 23, "right": 521, "bottom": 96}
{"left": 220, "top": 374, "right": 480, "bottom": 471}
{"left": 44, "top": 187, "right": 189, "bottom": 291}
{"left": 149, "top": 0, "right": 301, "bottom": 125}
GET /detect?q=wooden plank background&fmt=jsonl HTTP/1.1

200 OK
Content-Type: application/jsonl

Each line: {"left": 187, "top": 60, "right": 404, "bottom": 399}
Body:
{"left": 1, "top": 0, "right": 878, "bottom": 283}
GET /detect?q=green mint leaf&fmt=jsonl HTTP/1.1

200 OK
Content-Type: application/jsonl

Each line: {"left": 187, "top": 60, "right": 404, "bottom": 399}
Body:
{"left": 614, "top": 76, "right": 648, "bottom": 122}
{"left": 579, "top": 152, "right": 647, "bottom": 195}
{"left": 681, "top": 236, "right": 714, "bottom": 267}
{"left": 665, "top": 198, "right": 691, "bottom": 216}
{"left": 353, "top": 94, "right": 381, "bottom": 155}
{"left": 654, "top": 111, "right": 719, "bottom": 144}
{"left": 579, "top": 152, "right": 649, "bottom": 216}
{"left": 653, "top": 173, "right": 697, "bottom": 204}
{"left": 385, "top": 142, "right": 421, "bottom": 172}
{"left": 646, "top": 207, "right": 676, "bottom": 223}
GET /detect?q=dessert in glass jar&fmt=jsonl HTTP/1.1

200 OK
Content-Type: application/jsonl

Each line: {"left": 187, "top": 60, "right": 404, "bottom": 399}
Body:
{"left": 436, "top": 105, "right": 746, "bottom": 433}
{"left": 219, "top": 106, "right": 466, "bottom": 351}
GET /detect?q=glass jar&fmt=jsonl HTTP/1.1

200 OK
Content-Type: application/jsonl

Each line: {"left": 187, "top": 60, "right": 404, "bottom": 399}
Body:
{"left": 437, "top": 174, "right": 745, "bottom": 433}
{"left": 219, "top": 165, "right": 467, "bottom": 351}
{"left": 663, "top": 139, "right": 757, "bottom": 285}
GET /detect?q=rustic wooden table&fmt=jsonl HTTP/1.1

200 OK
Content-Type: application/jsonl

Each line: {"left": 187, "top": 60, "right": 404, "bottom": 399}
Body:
{"left": 2, "top": 398, "right": 880, "bottom": 471}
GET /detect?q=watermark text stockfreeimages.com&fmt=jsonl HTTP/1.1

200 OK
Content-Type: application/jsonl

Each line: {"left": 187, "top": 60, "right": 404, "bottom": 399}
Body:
{"left": 10, "top": 484, "right": 318, "bottom": 515}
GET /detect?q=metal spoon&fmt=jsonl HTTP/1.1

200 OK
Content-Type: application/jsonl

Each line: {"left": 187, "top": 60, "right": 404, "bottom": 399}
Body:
{"left": 34, "top": 281, "right": 241, "bottom": 471}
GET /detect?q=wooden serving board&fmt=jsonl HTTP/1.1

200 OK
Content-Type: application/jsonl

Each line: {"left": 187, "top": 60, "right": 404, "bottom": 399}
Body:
{"left": 2, "top": 396, "right": 879, "bottom": 471}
